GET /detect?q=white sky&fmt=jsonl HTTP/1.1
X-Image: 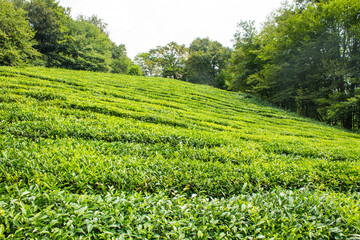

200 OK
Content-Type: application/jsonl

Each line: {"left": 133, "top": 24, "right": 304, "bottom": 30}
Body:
{"left": 59, "top": 0, "right": 285, "bottom": 59}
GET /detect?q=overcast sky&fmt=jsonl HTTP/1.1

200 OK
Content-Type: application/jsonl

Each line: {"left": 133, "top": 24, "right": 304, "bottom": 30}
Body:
{"left": 59, "top": 0, "right": 285, "bottom": 59}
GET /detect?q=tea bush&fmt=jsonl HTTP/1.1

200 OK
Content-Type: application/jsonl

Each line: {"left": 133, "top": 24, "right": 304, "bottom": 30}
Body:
{"left": 1, "top": 67, "right": 360, "bottom": 238}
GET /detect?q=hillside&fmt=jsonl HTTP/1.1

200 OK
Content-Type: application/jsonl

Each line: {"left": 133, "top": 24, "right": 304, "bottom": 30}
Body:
{"left": 0, "top": 66, "right": 360, "bottom": 239}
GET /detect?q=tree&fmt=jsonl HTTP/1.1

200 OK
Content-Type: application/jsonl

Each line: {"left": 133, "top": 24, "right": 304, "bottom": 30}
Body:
{"left": 78, "top": 14, "right": 108, "bottom": 35}
{"left": 186, "top": 38, "right": 232, "bottom": 87}
{"left": 62, "top": 16, "right": 113, "bottom": 72}
{"left": 134, "top": 52, "right": 161, "bottom": 77}
{"left": 229, "top": 0, "right": 360, "bottom": 129}
{"left": 0, "top": 0, "right": 39, "bottom": 66}
{"left": 313, "top": 0, "right": 360, "bottom": 128}
{"left": 110, "top": 43, "right": 132, "bottom": 74}
{"left": 6, "top": 0, "right": 135, "bottom": 75}
{"left": 138, "top": 42, "right": 188, "bottom": 79}
{"left": 9, "top": 0, "right": 26, "bottom": 9}
{"left": 25, "top": 0, "right": 71, "bottom": 66}
{"left": 128, "top": 65, "right": 143, "bottom": 76}
{"left": 226, "top": 21, "right": 265, "bottom": 93}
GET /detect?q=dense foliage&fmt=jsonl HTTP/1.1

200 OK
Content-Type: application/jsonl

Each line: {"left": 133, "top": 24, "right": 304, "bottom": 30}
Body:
{"left": 136, "top": 39, "right": 232, "bottom": 87}
{"left": 25, "top": 0, "right": 71, "bottom": 66}
{"left": 136, "top": 42, "right": 188, "bottom": 79}
{"left": 186, "top": 38, "right": 232, "bottom": 88}
{"left": 1, "top": 66, "right": 360, "bottom": 238}
{"left": 2, "top": 0, "right": 141, "bottom": 75}
{"left": 227, "top": 0, "right": 360, "bottom": 130}
{"left": 61, "top": 15, "right": 113, "bottom": 72}
{"left": 0, "top": 0, "right": 39, "bottom": 65}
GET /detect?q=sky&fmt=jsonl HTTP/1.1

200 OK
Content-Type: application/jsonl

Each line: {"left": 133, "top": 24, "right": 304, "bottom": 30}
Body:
{"left": 60, "top": 0, "right": 285, "bottom": 59}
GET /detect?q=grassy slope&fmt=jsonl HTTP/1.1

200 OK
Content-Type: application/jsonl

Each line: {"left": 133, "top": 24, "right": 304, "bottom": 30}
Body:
{"left": 0, "top": 66, "right": 359, "bottom": 239}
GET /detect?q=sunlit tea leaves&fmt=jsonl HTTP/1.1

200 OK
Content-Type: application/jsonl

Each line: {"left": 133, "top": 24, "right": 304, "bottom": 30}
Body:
{"left": 0, "top": 67, "right": 359, "bottom": 239}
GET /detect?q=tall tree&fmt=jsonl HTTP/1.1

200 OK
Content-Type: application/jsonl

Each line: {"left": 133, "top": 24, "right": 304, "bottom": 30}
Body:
{"left": 110, "top": 43, "right": 132, "bottom": 74}
{"left": 25, "top": 0, "right": 71, "bottom": 66}
{"left": 78, "top": 14, "right": 108, "bottom": 35}
{"left": 186, "top": 38, "right": 232, "bottom": 88}
{"left": 0, "top": 0, "right": 39, "bottom": 66}
{"left": 135, "top": 52, "right": 161, "bottom": 77}
{"left": 226, "top": 21, "right": 265, "bottom": 93}
{"left": 138, "top": 42, "right": 188, "bottom": 79}
{"left": 5, "top": 0, "right": 137, "bottom": 75}
{"left": 229, "top": 0, "right": 360, "bottom": 129}
{"left": 61, "top": 16, "right": 113, "bottom": 72}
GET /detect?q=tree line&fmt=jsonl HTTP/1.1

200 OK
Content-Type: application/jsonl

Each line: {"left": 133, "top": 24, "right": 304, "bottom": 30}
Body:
{"left": 226, "top": 0, "right": 360, "bottom": 130}
{"left": 0, "top": 0, "right": 142, "bottom": 75}
{"left": 1, "top": 0, "right": 359, "bottom": 130}
{"left": 134, "top": 0, "right": 360, "bottom": 130}
{"left": 134, "top": 39, "right": 232, "bottom": 89}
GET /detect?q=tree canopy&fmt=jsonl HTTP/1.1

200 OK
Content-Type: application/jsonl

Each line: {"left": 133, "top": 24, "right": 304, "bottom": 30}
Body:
{"left": 2, "top": 0, "right": 140, "bottom": 75}
{"left": 23, "top": 0, "right": 78, "bottom": 67}
{"left": 0, "top": 0, "right": 39, "bottom": 65}
{"left": 138, "top": 42, "right": 188, "bottom": 79}
{"left": 61, "top": 16, "right": 113, "bottom": 72}
{"left": 227, "top": 0, "right": 360, "bottom": 130}
{"left": 186, "top": 38, "right": 232, "bottom": 88}
{"left": 136, "top": 39, "right": 231, "bottom": 86}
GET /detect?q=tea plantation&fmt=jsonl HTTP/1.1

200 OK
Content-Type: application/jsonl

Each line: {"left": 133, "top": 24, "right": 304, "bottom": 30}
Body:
{"left": 0, "top": 67, "right": 360, "bottom": 239}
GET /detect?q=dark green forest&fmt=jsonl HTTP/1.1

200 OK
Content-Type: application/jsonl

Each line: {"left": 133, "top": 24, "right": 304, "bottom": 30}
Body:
{"left": 1, "top": 0, "right": 359, "bottom": 130}
{"left": 227, "top": 0, "right": 360, "bottom": 130}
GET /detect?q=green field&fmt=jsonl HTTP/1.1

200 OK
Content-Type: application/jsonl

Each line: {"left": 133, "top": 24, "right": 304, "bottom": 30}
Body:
{"left": 1, "top": 66, "right": 360, "bottom": 239}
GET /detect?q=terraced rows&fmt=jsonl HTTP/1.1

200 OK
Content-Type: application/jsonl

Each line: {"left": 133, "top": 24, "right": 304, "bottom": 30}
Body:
{"left": 0, "top": 67, "right": 360, "bottom": 239}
